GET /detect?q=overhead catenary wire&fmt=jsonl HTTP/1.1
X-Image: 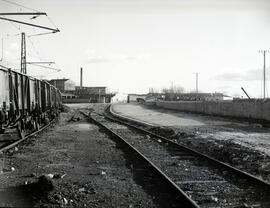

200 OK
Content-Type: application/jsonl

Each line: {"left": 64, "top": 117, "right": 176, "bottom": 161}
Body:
{"left": 8, "top": 21, "right": 21, "bottom": 30}
{"left": 28, "top": 27, "right": 48, "bottom": 61}
{"left": 47, "top": 15, "right": 58, "bottom": 29}
{"left": 27, "top": 62, "right": 61, "bottom": 72}
{"left": 0, "top": 0, "right": 60, "bottom": 33}
{"left": 1, "top": 0, "right": 40, "bottom": 12}
{"left": 26, "top": 35, "right": 42, "bottom": 60}
{"left": 27, "top": 31, "right": 58, "bottom": 37}
{"left": 0, "top": 0, "right": 61, "bottom": 75}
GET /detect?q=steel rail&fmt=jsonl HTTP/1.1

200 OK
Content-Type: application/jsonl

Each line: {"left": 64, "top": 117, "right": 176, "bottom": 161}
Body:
{"left": 107, "top": 105, "right": 270, "bottom": 189}
{"left": 80, "top": 110, "right": 200, "bottom": 208}
{"left": 0, "top": 121, "right": 53, "bottom": 153}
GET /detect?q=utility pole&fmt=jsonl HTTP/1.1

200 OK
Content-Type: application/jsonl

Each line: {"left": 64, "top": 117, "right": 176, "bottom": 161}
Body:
{"left": 194, "top": 72, "right": 199, "bottom": 93}
{"left": 259, "top": 50, "right": 269, "bottom": 99}
{"left": 21, "top": 32, "right": 27, "bottom": 74}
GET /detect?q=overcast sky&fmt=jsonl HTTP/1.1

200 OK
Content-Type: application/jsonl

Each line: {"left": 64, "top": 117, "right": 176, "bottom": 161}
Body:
{"left": 1, "top": 0, "right": 270, "bottom": 97}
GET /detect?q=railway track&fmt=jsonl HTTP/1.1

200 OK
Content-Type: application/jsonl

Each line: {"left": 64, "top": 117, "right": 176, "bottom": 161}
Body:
{"left": 106, "top": 106, "right": 270, "bottom": 186}
{"left": 82, "top": 106, "right": 270, "bottom": 208}
{"left": 0, "top": 121, "right": 53, "bottom": 153}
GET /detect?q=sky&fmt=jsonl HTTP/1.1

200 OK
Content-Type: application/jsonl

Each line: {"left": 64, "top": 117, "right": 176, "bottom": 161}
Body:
{"left": 1, "top": 0, "right": 270, "bottom": 98}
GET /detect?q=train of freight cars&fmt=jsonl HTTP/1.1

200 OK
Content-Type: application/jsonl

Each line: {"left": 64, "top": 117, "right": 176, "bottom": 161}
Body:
{"left": 0, "top": 66, "right": 62, "bottom": 134}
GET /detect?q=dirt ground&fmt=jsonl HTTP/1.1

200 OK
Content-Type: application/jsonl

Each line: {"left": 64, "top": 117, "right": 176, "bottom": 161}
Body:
{"left": 0, "top": 104, "right": 156, "bottom": 207}
{"left": 111, "top": 103, "right": 270, "bottom": 182}
{"left": 1, "top": 102, "right": 270, "bottom": 207}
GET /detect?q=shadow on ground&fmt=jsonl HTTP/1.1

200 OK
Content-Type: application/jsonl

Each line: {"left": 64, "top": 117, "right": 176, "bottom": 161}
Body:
{"left": 0, "top": 175, "right": 53, "bottom": 207}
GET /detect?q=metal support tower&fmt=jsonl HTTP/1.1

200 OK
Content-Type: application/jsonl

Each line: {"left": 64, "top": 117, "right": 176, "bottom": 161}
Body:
{"left": 0, "top": 12, "right": 59, "bottom": 74}
{"left": 21, "top": 32, "right": 27, "bottom": 74}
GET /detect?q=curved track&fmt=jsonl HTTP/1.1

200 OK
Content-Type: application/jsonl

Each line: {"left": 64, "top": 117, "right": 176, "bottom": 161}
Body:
{"left": 81, "top": 109, "right": 200, "bottom": 208}
{"left": 107, "top": 105, "right": 270, "bottom": 187}
{"left": 83, "top": 105, "right": 270, "bottom": 208}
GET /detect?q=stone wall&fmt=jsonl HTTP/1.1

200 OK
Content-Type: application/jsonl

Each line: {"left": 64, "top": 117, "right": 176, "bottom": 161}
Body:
{"left": 156, "top": 100, "right": 270, "bottom": 122}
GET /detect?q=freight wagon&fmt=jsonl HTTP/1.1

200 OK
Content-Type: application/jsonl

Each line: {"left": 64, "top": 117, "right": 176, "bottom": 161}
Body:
{"left": 0, "top": 66, "right": 62, "bottom": 135}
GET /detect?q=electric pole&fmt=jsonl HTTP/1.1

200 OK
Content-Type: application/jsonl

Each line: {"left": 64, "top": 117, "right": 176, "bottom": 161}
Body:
{"left": 21, "top": 32, "right": 27, "bottom": 74}
{"left": 0, "top": 12, "right": 60, "bottom": 74}
{"left": 259, "top": 50, "right": 269, "bottom": 99}
{"left": 194, "top": 72, "right": 199, "bottom": 93}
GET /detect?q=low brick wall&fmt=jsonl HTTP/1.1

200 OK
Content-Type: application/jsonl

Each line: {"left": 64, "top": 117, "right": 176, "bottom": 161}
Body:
{"left": 156, "top": 100, "right": 270, "bottom": 122}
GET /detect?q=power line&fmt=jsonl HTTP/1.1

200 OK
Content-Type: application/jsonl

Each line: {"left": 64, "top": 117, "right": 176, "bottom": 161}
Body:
{"left": 8, "top": 21, "right": 21, "bottom": 30}
{"left": 26, "top": 36, "right": 42, "bottom": 60}
{"left": 1, "top": 0, "right": 40, "bottom": 12}
{"left": 27, "top": 31, "right": 58, "bottom": 37}
{"left": 47, "top": 15, "right": 58, "bottom": 29}
{"left": 27, "top": 61, "right": 55, "bottom": 64}
{"left": 27, "top": 62, "right": 61, "bottom": 72}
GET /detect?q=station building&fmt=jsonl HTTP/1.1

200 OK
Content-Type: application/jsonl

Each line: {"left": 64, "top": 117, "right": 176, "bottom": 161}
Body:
{"left": 48, "top": 79, "right": 76, "bottom": 92}
{"left": 49, "top": 79, "right": 114, "bottom": 103}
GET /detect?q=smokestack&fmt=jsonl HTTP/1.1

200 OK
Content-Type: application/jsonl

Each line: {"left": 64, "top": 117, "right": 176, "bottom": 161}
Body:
{"left": 80, "top": 67, "right": 83, "bottom": 88}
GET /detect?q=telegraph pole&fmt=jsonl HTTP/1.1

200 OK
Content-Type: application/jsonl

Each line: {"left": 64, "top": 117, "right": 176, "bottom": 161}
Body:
{"left": 194, "top": 72, "right": 199, "bottom": 93}
{"left": 259, "top": 50, "right": 269, "bottom": 99}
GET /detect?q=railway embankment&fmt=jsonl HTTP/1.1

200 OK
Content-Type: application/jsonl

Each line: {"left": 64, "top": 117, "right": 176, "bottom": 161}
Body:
{"left": 156, "top": 100, "right": 270, "bottom": 123}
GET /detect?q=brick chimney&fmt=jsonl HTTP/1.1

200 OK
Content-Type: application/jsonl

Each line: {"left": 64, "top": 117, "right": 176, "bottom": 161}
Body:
{"left": 80, "top": 67, "right": 83, "bottom": 89}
